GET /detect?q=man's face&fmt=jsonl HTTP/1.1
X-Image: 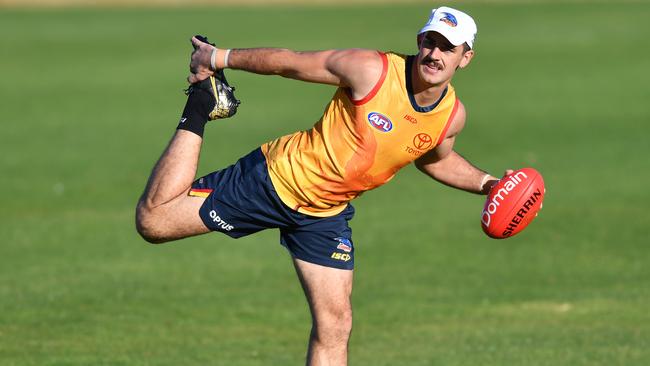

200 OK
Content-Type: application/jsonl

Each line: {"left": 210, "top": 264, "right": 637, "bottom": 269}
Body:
{"left": 415, "top": 31, "right": 474, "bottom": 87}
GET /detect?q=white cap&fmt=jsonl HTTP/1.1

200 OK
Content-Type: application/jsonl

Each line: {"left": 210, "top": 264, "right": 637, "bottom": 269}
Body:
{"left": 418, "top": 6, "right": 478, "bottom": 49}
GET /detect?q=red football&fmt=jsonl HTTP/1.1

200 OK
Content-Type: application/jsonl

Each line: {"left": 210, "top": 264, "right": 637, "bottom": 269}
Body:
{"left": 481, "top": 168, "right": 545, "bottom": 239}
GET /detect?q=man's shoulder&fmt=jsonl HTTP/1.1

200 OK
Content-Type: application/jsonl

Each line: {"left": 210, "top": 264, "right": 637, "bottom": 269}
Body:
{"left": 383, "top": 51, "right": 408, "bottom": 68}
{"left": 383, "top": 51, "right": 407, "bottom": 59}
{"left": 446, "top": 99, "right": 466, "bottom": 137}
{"left": 335, "top": 49, "right": 388, "bottom": 102}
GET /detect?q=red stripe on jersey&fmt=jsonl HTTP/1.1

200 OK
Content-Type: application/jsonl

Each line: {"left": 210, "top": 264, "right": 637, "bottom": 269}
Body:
{"left": 435, "top": 98, "right": 459, "bottom": 146}
{"left": 349, "top": 51, "right": 388, "bottom": 106}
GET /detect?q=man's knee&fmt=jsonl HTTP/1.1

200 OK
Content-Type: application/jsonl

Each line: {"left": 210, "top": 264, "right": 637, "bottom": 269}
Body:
{"left": 135, "top": 196, "right": 210, "bottom": 244}
{"left": 313, "top": 308, "right": 353, "bottom": 345}
{"left": 135, "top": 201, "right": 170, "bottom": 244}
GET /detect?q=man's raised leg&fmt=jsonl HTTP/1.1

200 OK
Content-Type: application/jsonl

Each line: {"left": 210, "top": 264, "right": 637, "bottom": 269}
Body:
{"left": 136, "top": 130, "right": 210, "bottom": 243}
{"left": 293, "top": 259, "right": 354, "bottom": 366}
{"left": 136, "top": 79, "right": 219, "bottom": 243}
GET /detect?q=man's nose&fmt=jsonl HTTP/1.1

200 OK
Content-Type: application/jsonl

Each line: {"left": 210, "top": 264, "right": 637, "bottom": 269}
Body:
{"left": 429, "top": 46, "right": 443, "bottom": 59}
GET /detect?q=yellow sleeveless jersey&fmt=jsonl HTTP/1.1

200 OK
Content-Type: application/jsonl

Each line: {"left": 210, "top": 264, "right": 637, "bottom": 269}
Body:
{"left": 261, "top": 52, "right": 460, "bottom": 217}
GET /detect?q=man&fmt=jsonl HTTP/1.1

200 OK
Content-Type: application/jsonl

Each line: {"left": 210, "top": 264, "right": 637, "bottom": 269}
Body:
{"left": 137, "top": 6, "right": 504, "bottom": 365}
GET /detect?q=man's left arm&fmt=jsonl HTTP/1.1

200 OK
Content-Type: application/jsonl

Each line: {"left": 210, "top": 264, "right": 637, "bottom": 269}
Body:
{"left": 414, "top": 101, "right": 500, "bottom": 195}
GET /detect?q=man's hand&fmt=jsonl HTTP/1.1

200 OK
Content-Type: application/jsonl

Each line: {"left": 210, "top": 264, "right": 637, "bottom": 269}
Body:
{"left": 481, "top": 169, "right": 514, "bottom": 194}
{"left": 188, "top": 36, "right": 216, "bottom": 84}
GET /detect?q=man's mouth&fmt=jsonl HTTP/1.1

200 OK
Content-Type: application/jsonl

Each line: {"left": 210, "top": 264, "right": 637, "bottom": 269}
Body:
{"left": 425, "top": 63, "right": 442, "bottom": 73}
{"left": 422, "top": 60, "right": 443, "bottom": 72}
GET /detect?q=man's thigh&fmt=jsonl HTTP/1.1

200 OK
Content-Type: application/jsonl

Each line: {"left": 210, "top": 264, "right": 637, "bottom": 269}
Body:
{"left": 293, "top": 258, "right": 354, "bottom": 318}
{"left": 147, "top": 191, "right": 211, "bottom": 242}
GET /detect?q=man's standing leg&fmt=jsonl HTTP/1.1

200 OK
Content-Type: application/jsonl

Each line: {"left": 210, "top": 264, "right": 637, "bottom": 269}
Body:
{"left": 293, "top": 259, "right": 354, "bottom": 366}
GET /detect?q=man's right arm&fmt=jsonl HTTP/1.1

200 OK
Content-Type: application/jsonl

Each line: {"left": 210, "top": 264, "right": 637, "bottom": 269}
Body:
{"left": 188, "top": 36, "right": 384, "bottom": 101}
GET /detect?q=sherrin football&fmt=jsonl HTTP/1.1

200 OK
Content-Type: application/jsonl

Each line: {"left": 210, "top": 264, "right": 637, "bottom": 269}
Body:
{"left": 481, "top": 168, "right": 545, "bottom": 239}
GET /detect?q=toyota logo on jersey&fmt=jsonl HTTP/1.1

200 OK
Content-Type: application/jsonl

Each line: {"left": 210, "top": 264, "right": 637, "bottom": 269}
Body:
{"left": 413, "top": 133, "right": 433, "bottom": 150}
{"left": 367, "top": 112, "right": 393, "bottom": 132}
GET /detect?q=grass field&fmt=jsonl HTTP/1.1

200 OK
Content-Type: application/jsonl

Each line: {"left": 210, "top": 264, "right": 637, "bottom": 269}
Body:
{"left": 1, "top": 2, "right": 649, "bottom": 365}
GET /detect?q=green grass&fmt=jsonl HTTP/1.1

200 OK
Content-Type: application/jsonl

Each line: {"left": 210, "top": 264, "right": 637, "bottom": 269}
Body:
{"left": 1, "top": 2, "right": 649, "bottom": 365}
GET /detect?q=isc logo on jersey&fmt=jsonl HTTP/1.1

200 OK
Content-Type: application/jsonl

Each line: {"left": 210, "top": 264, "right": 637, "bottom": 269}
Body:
{"left": 367, "top": 112, "right": 393, "bottom": 132}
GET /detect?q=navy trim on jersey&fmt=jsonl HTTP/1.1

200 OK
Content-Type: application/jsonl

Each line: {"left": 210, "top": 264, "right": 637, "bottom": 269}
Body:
{"left": 405, "top": 55, "right": 448, "bottom": 113}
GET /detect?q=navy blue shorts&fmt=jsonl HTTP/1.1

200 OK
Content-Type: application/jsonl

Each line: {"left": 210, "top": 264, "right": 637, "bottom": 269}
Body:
{"left": 191, "top": 148, "right": 355, "bottom": 270}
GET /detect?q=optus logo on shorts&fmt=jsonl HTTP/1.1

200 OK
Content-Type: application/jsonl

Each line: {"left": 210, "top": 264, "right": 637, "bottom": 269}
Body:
{"left": 367, "top": 112, "right": 393, "bottom": 132}
{"left": 209, "top": 210, "right": 234, "bottom": 231}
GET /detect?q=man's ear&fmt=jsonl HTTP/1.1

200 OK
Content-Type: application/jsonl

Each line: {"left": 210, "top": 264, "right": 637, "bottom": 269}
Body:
{"left": 416, "top": 34, "right": 424, "bottom": 50}
{"left": 459, "top": 49, "right": 474, "bottom": 68}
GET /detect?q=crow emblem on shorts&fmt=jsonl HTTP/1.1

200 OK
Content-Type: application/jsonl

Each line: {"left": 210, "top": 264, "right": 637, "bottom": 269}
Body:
{"left": 334, "top": 237, "right": 353, "bottom": 253}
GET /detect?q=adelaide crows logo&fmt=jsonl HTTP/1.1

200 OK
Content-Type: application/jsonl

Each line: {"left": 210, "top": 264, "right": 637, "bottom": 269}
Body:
{"left": 334, "top": 237, "right": 353, "bottom": 253}
{"left": 439, "top": 12, "right": 458, "bottom": 27}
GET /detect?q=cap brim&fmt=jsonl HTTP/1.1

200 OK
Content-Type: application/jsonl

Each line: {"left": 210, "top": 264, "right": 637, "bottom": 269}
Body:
{"left": 418, "top": 25, "right": 466, "bottom": 47}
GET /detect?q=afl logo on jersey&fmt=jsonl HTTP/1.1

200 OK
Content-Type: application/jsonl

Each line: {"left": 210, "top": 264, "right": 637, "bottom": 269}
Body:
{"left": 367, "top": 112, "right": 393, "bottom": 132}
